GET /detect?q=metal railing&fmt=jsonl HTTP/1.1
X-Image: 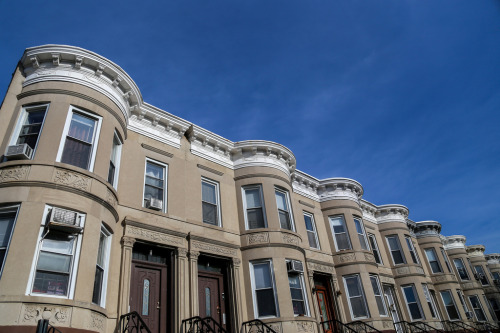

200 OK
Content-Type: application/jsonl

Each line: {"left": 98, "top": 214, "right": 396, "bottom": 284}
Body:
{"left": 319, "top": 319, "right": 357, "bottom": 333}
{"left": 410, "top": 321, "right": 445, "bottom": 332}
{"left": 181, "top": 316, "right": 227, "bottom": 333}
{"left": 345, "top": 320, "right": 382, "bottom": 333}
{"left": 240, "top": 319, "right": 277, "bottom": 333}
{"left": 475, "top": 321, "right": 500, "bottom": 333}
{"left": 36, "top": 319, "right": 62, "bottom": 333}
{"left": 119, "top": 312, "right": 152, "bottom": 333}
{"left": 440, "top": 320, "right": 476, "bottom": 333}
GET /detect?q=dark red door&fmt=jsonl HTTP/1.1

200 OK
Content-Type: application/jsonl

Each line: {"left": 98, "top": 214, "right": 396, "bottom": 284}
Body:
{"left": 198, "top": 272, "right": 225, "bottom": 330}
{"left": 316, "top": 284, "right": 334, "bottom": 333}
{"left": 130, "top": 262, "right": 167, "bottom": 333}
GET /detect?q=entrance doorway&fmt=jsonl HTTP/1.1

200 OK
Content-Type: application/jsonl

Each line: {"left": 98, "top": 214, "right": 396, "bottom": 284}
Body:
{"left": 383, "top": 284, "right": 403, "bottom": 333}
{"left": 314, "top": 275, "right": 336, "bottom": 333}
{"left": 130, "top": 243, "right": 172, "bottom": 333}
{"left": 197, "top": 255, "right": 232, "bottom": 332}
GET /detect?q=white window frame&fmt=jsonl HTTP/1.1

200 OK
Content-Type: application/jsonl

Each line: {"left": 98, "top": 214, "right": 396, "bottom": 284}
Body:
{"left": 201, "top": 177, "right": 222, "bottom": 227}
{"left": 469, "top": 295, "right": 487, "bottom": 322}
{"left": 343, "top": 274, "right": 370, "bottom": 320}
{"left": 405, "top": 236, "right": 419, "bottom": 264}
{"left": 329, "top": 215, "right": 352, "bottom": 251}
{"left": 249, "top": 260, "right": 279, "bottom": 319}
{"left": 453, "top": 258, "right": 470, "bottom": 280}
{"left": 440, "top": 248, "right": 452, "bottom": 273}
{"left": 422, "top": 284, "right": 439, "bottom": 319}
{"left": 143, "top": 158, "right": 168, "bottom": 213}
{"left": 474, "top": 265, "right": 489, "bottom": 286}
{"left": 56, "top": 106, "right": 102, "bottom": 171}
{"left": 242, "top": 185, "right": 267, "bottom": 230}
{"left": 386, "top": 235, "right": 406, "bottom": 265}
{"left": 8, "top": 103, "right": 49, "bottom": 158}
{"left": 275, "top": 188, "right": 295, "bottom": 231}
{"left": 370, "top": 275, "right": 388, "bottom": 317}
{"left": 456, "top": 289, "right": 470, "bottom": 316}
{"left": 0, "top": 205, "right": 20, "bottom": 278}
{"left": 440, "top": 290, "right": 461, "bottom": 321}
{"left": 92, "top": 224, "right": 111, "bottom": 307}
{"left": 353, "top": 217, "right": 369, "bottom": 250}
{"left": 303, "top": 212, "right": 320, "bottom": 250}
{"left": 286, "top": 260, "right": 310, "bottom": 317}
{"left": 424, "top": 248, "right": 443, "bottom": 274}
{"left": 367, "top": 233, "right": 383, "bottom": 264}
{"left": 401, "top": 284, "right": 425, "bottom": 321}
{"left": 107, "top": 131, "right": 122, "bottom": 189}
{"left": 26, "top": 205, "right": 84, "bottom": 299}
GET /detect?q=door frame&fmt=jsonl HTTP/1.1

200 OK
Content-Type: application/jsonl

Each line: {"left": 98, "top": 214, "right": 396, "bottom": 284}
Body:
{"left": 313, "top": 274, "right": 337, "bottom": 332}
{"left": 198, "top": 270, "right": 226, "bottom": 329}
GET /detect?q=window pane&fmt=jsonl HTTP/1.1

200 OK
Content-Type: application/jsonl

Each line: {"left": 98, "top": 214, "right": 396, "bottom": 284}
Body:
{"left": 247, "top": 208, "right": 265, "bottom": 229}
{"left": 275, "top": 191, "right": 287, "bottom": 210}
{"left": 388, "top": 237, "right": 399, "bottom": 250}
{"left": 425, "top": 249, "right": 437, "bottom": 261}
{"left": 146, "top": 163, "right": 164, "bottom": 179}
{"left": 330, "top": 217, "right": 346, "bottom": 233}
{"left": 256, "top": 289, "right": 277, "bottom": 317}
{"left": 202, "top": 202, "right": 217, "bottom": 225}
{"left": 32, "top": 271, "right": 69, "bottom": 295}
{"left": 354, "top": 219, "right": 363, "bottom": 233}
{"left": 245, "top": 188, "right": 262, "bottom": 208}
{"left": 351, "top": 297, "right": 368, "bottom": 318}
{"left": 392, "top": 251, "right": 405, "bottom": 264}
{"left": 307, "top": 232, "right": 318, "bottom": 248}
{"left": 279, "top": 211, "right": 291, "bottom": 229}
{"left": 37, "top": 252, "right": 72, "bottom": 273}
{"left": 345, "top": 277, "right": 361, "bottom": 297}
{"left": 292, "top": 300, "right": 305, "bottom": 315}
{"left": 92, "top": 267, "right": 104, "bottom": 304}
{"left": 288, "top": 275, "right": 300, "bottom": 288}
{"left": 41, "top": 234, "right": 75, "bottom": 254}
{"left": 408, "top": 303, "right": 423, "bottom": 320}
{"left": 61, "top": 137, "right": 91, "bottom": 169}
{"left": 0, "top": 212, "right": 16, "bottom": 247}
{"left": 441, "top": 291, "right": 460, "bottom": 320}
{"left": 96, "top": 232, "right": 106, "bottom": 267}
{"left": 202, "top": 182, "right": 217, "bottom": 204}
{"left": 68, "top": 113, "right": 96, "bottom": 143}
{"left": 254, "top": 263, "right": 272, "bottom": 289}
{"left": 336, "top": 233, "right": 350, "bottom": 250}
{"left": 304, "top": 214, "right": 313, "bottom": 231}
{"left": 144, "top": 185, "right": 163, "bottom": 201}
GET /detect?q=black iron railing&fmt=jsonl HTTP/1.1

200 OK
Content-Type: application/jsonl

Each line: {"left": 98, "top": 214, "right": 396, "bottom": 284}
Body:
{"left": 181, "top": 316, "right": 227, "bottom": 333}
{"left": 440, "top": 320, "right": 476, "bottom": 333}
{"left": 119, "top": 312, "right": 152, "bottom": 333}
{"left": 409, "top": 321, "right": 445, "bottom": 332}
{"left": 36, "top": 319, "right": 62, "bottom": 333}
{"left": 240, "top": 319, "right": 277, "bottom": 333}
{"left": 345, "top": 320, "right": 382, "bottom": 333}
{"left": 475, "top": 321, "right": 500, "bottom": 333}
{"left": 319, "top": 319, "right": 357, "bottom": 333}
{"left": 394, "top": 321, "right": 416, "bottom": 333}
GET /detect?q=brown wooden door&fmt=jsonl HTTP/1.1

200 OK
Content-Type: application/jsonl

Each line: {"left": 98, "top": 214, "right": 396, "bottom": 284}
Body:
{"left": 130, "top": 262, "right": 167, "bottom": 333}
{"left": 316, "top": 285, "right": 334, "bottom": 333}
{"left": 198, "top": 272, "right": 225, "bottom": 329}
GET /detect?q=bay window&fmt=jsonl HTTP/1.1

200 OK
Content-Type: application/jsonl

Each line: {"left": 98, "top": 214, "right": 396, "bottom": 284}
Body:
{"left": 386, "top": 235, "right": 406, "bottom": 265}
{"left": 304, "top": 212, "right": 320, "bottom": 249}
{"left": 353, "top": 217, "right": 368, "bottom": 250}
{"left": 275, "top": 188, "right": 294, "bottom": 230}
{"left": 440, "top": 290, "right": 460, "bottom": 320}
{"left": 92, "top": 225, "right": 111, "bottom": 306}
{"left": 329, "top": 216, "right": 351, "bottom": 251}
{"left": 243, "top": 185, "right": 267, "bottom": 229}
{"left": 424, "top": 248, "right": 442, "bottom": 273}
{"left": 402, "top": 285, "right": 424, "bottom": 321}
{"left": 250, "top": 260, "right": 279, "bottom": 318}
{"left": 344, "top": 275, "right": 369, "bottom": 319}
{"left": 0, "top": 206, "right": 19, "bottom": 278}
{"left": 9, "top": 104, "right": 48, "bottom": 157}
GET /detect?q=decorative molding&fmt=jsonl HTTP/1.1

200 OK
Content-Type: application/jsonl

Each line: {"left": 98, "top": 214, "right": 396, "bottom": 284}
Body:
{"left": 338, "top": 253, "right": 356, "bottom": 263}
{"left": 53, "top": 169, "right": 91, "bottom": 191}
{"left": 307, "top": 261, "right": 335, "bottom": 274}
{"left": 268, "top": 322, "right": 282, "bottom": 333}
{"left": 296, "top": 321, "right": 314, "bottom": 332}
{"left": 466, "top": 245, "right": 486, "bottom": 257}
{"left": 383, "top": 321, "right": 393, "bottom": 329}
{"left": 197, "top": 164, "right": 224, "bottom": 176}
{"left": 20, "top": 304, "right": 71, "bottom": 326}
{"left": 298, "top": 200, "right": 315, "bottom": 209}
{"left": 379, "top": 275, "right": 395, "bottom": 284}
{"left": 415, "top": 266, "right": 425, "bottom": 274}
{"left": 121, "top": 236, "right": 136, "bottom": 248}
{"left": 189, "top": 250, "right": 200, "bottom": 260}
{"left": 282, "top": 233, "right": 300, "bottom": 246}
{"left": 141, "top": 143, "right": 174, "bottom": 158}
{"left": 87, "top": 312, "right": 105, "bottom": 332}
{"left": 126, "top": 226, "right": 183, "bottom": 246}
{"left": 396, "top": 267, "right": 410, "bottom": 275}
{"left": 106, "top": 188, "right": 117, "bottom": 207}
{"left": 376, "top": 204, "right": 409, "bottom": 224}
{"left": 129, "top": 115, "right": 185, "bottom": 149}
{"left": 191, "top": 241, "right": 237, "bottom": 257}
{"left": 364, "top": 253, "right": 376, "bottom": 263}
{"left": 232, "top": 258, "right": 242, "bottom": 266}
{"left": 177, "top": 248, "right": 188, "bottom": 258}
{"left": 247, "top": 232, "right": 269, "bottom": 244}
{"left": 414, "top": 221, "right": 441, "bottom": 238}
{"left": 0, "top": 165, "right": 30, "bottom": 182}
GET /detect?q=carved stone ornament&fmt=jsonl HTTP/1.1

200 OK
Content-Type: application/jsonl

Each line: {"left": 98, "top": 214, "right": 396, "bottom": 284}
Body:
{"left": 383, "top": 321, "right": 393, "bottom": 328}
{"left": 121, "top": 236, "right": 136, "bottom": 248}
{"left": 177, "top": 248, "right": 188, "bottom": 258}
{"left": 87, "top": 312, "right": 105, "bottom": 332}
{"left": 296, "top": 321, "right": 314, "bottom": 332}
{"left": 282, "top": 234, "right": 300, "bottom": 246}
{"left": 434, "top": 275, "right": 447, "bottom": 282}
{"left": 379, "top": 275, "right": 395, "bottom": 284}
{"left": 189, "top": 251, "right": 200, "bottom": 260}
{"left": 232, "top": 258, "right": 242, "bottom": 266}
{"left": 126, "top": 226, "right": 183, "bottom": 246}
{"left": 396, "top": 267, "right": 410, "bottom": 275}
{"left": 53, "top": 169, "right": 91, "bottom": 191}
{"left": 106, "top": 188, "right": 117, "bottom": 206}
{"left": 364, "top": 253, "right": 376, "bottom": 262}
{"left": 21, "top": 304, "right": 71, "bottom": 326}
{"left": 247, "top": 232, "right": 269, "bottom": 244}
{"left": 0, "top": 166, "right": 30, "bottom": 182}
{"left": 307, "top": 262, "right": 335, "bottom": 274}
{"left": 338, "top": 253, "right": 356, "bottom": 263}
{"left": 191, "top": 241, "right": 237, "bottom": 257}
{"left": 415, "top": 266, "right": 425, "bottom": 274}
{"left": 268, "top": 322, "right": 282, "bottom": 333}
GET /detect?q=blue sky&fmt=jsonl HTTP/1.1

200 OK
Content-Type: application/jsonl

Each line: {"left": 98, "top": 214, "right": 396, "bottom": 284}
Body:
{"left": 1, "top": 1, "right": 499, "bottom": 251}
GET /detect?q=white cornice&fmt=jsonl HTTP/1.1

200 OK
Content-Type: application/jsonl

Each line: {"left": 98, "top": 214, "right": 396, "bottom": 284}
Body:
{"left": 443, "top": 235, "right": 467, "bottom": 250}
{"left": 187, "top": 125, "right": 234, "bottom": 168}
{"left": 360, "top": 200, "right": 377, "bottom": 223}
{"left": 414, "top": 220, "right": 442, "bottom": 239}
{"left": 375, "top": 204, "right": 409, "bottom": 224}
{"left": 485, "top": 254, "right": 500, "bottom": 264}
{"left": 466, "top": 245, "right": 486, "bottom": 257}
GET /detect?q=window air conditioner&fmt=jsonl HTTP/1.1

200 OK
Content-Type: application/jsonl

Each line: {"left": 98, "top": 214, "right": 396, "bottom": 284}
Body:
{"left": 146, "top": 198, "right": 163, "bottom": 210}
{"left": 465, "top": 311, "right": 473, "bottom": 319}
{"left": 5, "top": 143, "right": 33, "bottom": 160}
{"left": 47, "top": 208, "right": 81, "bottom": 232}
{"left": 287, "top": 260, "right": 304, "bottom": 273}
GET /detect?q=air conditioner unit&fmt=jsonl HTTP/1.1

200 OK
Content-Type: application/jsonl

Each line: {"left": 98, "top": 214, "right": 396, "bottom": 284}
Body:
{"left": 465, "top": 311, "right": 473, "bottom": 319}
{"left": 47, "top": 208, "right": 81, "bottom": 232}
{"left": 287, "top": 260, "right": 304, "bottom": 273}
{"left": 146, "top": 198, "right": 163, "bottom": 210}
{"left": 5, "top": 143, "right": 33, "bottom": 160}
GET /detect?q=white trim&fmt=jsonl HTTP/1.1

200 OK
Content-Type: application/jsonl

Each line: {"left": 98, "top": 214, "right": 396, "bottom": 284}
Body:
{"left": 405, "top": 236, "right": 420, "bottom": 264}
{"left": 386, "top": 235, "right": 407, "bottom": 265}
{"left": 422, "top": 284, "right": 440, "bottom": 319}
{"left": 303, "top": 211, "right": 320, "bottom": 250}
{"left": 0, "top": 205, "right": 21, "bottom": 278}
{"left": 143, "top": 158, "right": 168, "bottom": 213}
{"left": 401, "top": 284, "right": 425, "bottom": 321}
{"left": 249, "top": 259, "right": 279, "bottom": 319}
{"left": 370, "top": 275, "right": 389, "bottom": 317}
{"left": 8, "top": 104, "right": 50, "bottom": 158}
{"left": 439, "top": 290, "right": 461, "bottom": 321}
{"left": 242, "top": 185, "right": 267, "bottom": 230}
{"left": 93, "top": 224, "right": 111, "bottom": 307}
{"left": 424, "top": 248, "right": 443, "bottom": 274}
{"left": 109, "top": 131, "right": 122, "bottom": 189}
{"left": 275, "top": 187, "right": 295, "bottom": 232}
{"left": 26, "top": 205, "right": 85, "bottom": 299}
{"left": 468, "top": 294, "right": 487, "bottom": 322}
{"left": 367, "top": 233, "right": 383, "bottom": 265}
{"left": 201, "top": 177, "right": 222, "bottom": 227}
{"left": 353, "top": 217, "right": 369, "bottom": 250}
{"left": 329, "top": 215, "right": 352, "bottom": 251}
{"left": 343, "top": 274, "right": 370, "bottom": 320}
{"left": 56, "top": 105, "right": 102, "bottom": 172}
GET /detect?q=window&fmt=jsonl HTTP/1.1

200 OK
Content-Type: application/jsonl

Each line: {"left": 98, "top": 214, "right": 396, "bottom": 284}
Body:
{"left": 422, "top": 285, "right": 439, "bottom": 319}
{"left": 370, "top": 275, "right": 387, "bottom": 316}
{"left": 405, "top": 236, "right": 419, "bottom": 264}
{"left": 243, "top": 185, "right": 267, "bottom": 229}
{"left": 9, "top": 104, "right": 49, "bottom": 156}
{"left": 250, "top": 260, "right": 279, "bottom": 318}
{"left": 303, "top": 212, "right": 320, "bottom": 249}
{"left": 202, "top": 178, "right": 221, "bottom": 226}
{"left": 143, "top": 159, "right": 167, "bottom": 212}
{"left": 453, "top": 258, "right": 470, "bottom": 280}
{"left": 386, "top": 236, "right": 406, "bottom": 265}
{"left": 368, "top": 234, "right": 383, "bottom": 264}
{"left": 492, "top": 271, "right": 500, "bottom": 281}
{"left": 107, "top": 132, "right": 122, "bottom": 188}
{"left": 275, "top": 189, "right": 294, "bottom": 230}
{"left": 288, "top": 264, "right": 308, "bottom": 316}
{"left": 0, "top": 206, "right": 19, "bottom": 278}
{"left": 424, "top": 248, "right": 442, "bottom": 273}
{"left": 474, "top": 265, "right": 489, "bottom": 285}
{"left": 344, "top": 275, "right": 369, "bottom": 319}
{"left": 456, "top": 290, "right": 470, "bottom": 317}
{"left": 57, "top": 106, "right": 102, "bottom": 171}
{"left": 402, "top": 285, "right": 424, "bottom": 321}
{"left": 440, "top": 248, "right": 451, "bottom": 273}
{"left": 440, "top": 290, "right": 461, "bottom": 320}
{"left": 28, "top": 206, "right": 84, "bottom": 298}
{"left": 469, "top": 295, "right": 487, "bottom": 321}
{"left": 92, "top": 225, "right": 111, "bottom": 306}
{"left": 484, "top": 295, "right": 497, "bottom": 322}
{"left": 329, "top": 216, "right": 351, "bottom": 251}
{"left": 353, "top": 218, "right": 368, "bottom": 250}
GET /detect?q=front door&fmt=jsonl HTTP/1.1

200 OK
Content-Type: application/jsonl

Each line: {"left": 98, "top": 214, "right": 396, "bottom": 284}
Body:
{"left": 130, "top": 262, "right": 167, "bottom": 333}
{"left": 198, "top": 271, "right": 225, "bottom": 329}
{"left": 383, "top": 284, "right": 403, "bottom": 333}
{"left": 316, "top": 284, "right": 334, "bottom": 333}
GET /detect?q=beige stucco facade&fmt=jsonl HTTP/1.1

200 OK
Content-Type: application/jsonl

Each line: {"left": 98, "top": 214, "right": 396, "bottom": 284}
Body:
{"left": 0, "top": 45, "right": 499, "bottom": 333}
